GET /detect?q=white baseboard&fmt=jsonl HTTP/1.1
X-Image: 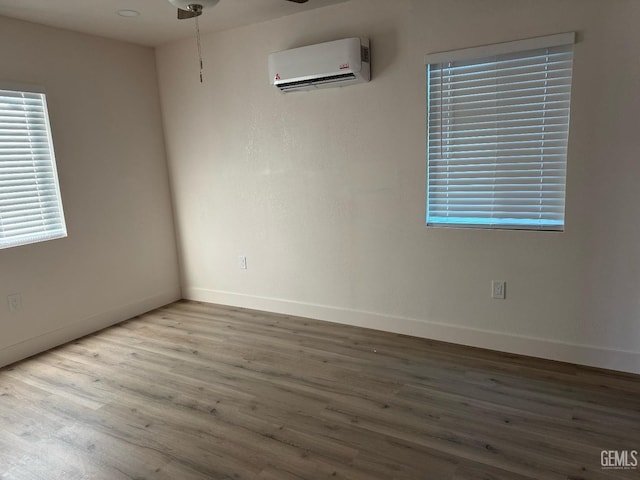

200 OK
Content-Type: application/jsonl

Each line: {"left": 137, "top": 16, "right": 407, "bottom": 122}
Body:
{"left": 184, "top": 287, "right": 640, "bottom": 375}
{"left": 0, "top": 288, "right": 181, "bottom": 369}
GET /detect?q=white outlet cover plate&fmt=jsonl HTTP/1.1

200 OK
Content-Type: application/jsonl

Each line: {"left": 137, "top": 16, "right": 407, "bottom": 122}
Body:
{"left": 7, "top": 294, "right": 22, "bottom": 312}
{"left": 492, "top": 281, "right": 506, "bottom": 300}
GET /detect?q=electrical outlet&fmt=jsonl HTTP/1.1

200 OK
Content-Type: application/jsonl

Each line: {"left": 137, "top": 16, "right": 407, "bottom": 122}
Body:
{"left": 7, "top": 294, "right": 22, "bottom": 312}
{"left": 238, "top": 255, "right": 247, "bottom": 270}
{"left": 492, "top": 281, "right": 506, "bottom": 300}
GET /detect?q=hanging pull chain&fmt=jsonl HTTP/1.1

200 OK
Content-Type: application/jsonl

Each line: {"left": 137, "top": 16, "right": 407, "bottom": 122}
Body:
{"left": 195, "top": 15, "right": 203, "bottom": 83}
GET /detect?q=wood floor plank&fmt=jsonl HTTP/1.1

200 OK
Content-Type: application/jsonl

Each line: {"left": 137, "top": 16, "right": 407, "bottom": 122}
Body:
{"left": 1, "top": 300, "right": 639, "bottom": 479}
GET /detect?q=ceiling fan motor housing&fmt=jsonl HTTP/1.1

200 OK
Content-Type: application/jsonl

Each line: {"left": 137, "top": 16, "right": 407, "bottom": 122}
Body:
{"left": 168, "top": 0, "right": 220, "bottom": 11}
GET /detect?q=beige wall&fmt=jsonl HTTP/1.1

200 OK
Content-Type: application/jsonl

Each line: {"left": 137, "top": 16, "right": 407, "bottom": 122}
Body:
{"left": 156, "top": 0, "right": 640, "bottom": 373}
{"left": 8, "top": 1, "right": 638, "bottom": 374}
{"left": 0, "top": 17, "right": 181, "bottom": 367}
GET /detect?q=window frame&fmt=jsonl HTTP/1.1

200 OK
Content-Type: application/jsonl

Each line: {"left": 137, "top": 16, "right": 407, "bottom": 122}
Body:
{"left": 425, "top": 33, "right": 575, "bottom": 231}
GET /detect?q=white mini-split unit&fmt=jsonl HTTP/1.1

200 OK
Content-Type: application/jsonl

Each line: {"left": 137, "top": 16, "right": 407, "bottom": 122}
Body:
{"left": 268, "top": 37, "right": 370, "bottom": 93}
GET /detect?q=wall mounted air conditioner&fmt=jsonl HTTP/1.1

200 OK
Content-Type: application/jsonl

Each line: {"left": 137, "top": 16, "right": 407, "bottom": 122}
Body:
{"left": 268, "top": 37, "right": 370, "bottom": 93}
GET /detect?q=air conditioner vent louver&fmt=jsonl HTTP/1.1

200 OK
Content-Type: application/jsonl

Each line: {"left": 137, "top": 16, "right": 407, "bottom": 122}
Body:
{"left": 269, "top": 37, "right": 370, "bottom": 93}
{"left": 278, "top": 73, "right": 357, "bottom": 91}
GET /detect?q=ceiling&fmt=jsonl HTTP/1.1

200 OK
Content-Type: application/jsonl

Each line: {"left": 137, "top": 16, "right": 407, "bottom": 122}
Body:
{"left": 0, "top": 0, "right": 349, "bottom": 47}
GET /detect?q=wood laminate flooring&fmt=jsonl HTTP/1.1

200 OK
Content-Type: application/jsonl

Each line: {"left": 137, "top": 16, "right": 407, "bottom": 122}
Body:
{"left": 0, "top": 301, "right": 639, "bottom": 479}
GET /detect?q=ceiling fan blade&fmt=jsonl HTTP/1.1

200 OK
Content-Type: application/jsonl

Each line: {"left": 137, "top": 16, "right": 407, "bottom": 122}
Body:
{"left": 285, "top": 0, "right": 310, "bottom": 3}
{"left": 177, "top": 7, "right": 200, "bottom": 19}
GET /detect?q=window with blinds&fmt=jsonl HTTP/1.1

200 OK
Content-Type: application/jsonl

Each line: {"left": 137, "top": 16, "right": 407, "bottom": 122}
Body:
{"left": 426, "top": 33, "right": 575, "bottom": 230}
{"left": 0, "top": 86, "right": 66, "bottom": 249}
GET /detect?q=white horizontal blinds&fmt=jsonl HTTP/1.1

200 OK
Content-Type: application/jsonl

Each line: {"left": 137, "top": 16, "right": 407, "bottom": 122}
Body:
{"left": 0, "top": 88, "right": 66, "bottom": 249}
{"left": 427, "top": 40, "right": 574, "bottom": 230}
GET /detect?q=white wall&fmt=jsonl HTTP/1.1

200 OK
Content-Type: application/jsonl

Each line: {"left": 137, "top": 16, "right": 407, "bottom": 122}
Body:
{"left": 0, "top": 16, "right": 181, "bottom": 367}
{"left": 156, "top": 0, "right": 640, "bottom": 374}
